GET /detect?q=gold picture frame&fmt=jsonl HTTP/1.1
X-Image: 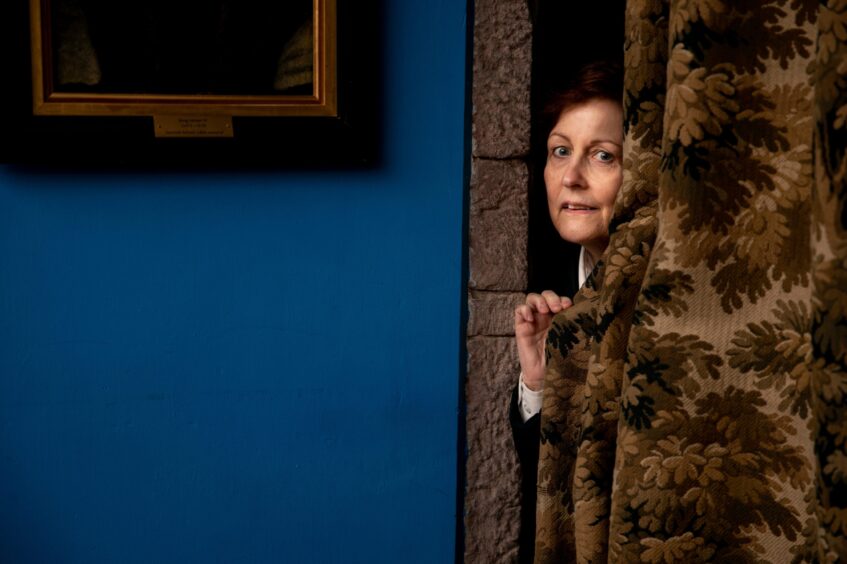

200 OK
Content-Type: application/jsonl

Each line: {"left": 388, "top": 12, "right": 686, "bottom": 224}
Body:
{"left": 29, "top": 0, "right": 337, "bottom": 119}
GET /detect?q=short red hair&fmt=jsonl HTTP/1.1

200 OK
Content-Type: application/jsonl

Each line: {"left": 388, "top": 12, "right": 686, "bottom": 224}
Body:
{"left": 542, "top": 61, "right": 623, "bottom": 135}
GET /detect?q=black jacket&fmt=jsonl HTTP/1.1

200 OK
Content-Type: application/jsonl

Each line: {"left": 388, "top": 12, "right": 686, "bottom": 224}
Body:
{"left": 510, "top": 385, "right": 541, "bottom": 564}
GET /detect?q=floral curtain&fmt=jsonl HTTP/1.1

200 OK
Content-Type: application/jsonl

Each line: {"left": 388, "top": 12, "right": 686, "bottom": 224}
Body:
{"left": 534, "top": 0, "right": 847, "bottom": 561}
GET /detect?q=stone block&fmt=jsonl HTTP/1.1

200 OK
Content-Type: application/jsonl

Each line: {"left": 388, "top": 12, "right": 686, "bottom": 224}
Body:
{"left": 472, "top": 0, "right": 532, "bottom": 158}
{"left": 464, "top": 336, "right": 522, "bottom": 563}
{"left": 468, "top": 291, "right": 524, "bottom": 337}
{"left": 469, "top": 158, "right": 528, "bottom": 291}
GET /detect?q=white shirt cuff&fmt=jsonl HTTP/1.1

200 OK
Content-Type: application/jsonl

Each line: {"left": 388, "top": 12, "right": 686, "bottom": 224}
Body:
{"left": 517, "top": 372, "right": 543, "bottom": 422}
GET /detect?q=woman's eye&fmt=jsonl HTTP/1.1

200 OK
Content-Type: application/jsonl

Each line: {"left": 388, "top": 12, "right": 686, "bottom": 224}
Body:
{"left": 552, "top": 147, "right": 570, "bottom": 157}
{"left": 595, "top": 150, "right": 615, "bottom": 163}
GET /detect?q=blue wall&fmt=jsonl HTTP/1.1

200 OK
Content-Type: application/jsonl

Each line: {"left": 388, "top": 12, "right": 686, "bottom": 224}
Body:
{"left": 0, "top": 3, "right": 468, "bottom": 563}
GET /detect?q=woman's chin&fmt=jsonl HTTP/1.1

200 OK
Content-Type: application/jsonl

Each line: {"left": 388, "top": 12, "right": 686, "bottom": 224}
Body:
{"left": 555, "top": 227, "right": 602, "bottom": 248}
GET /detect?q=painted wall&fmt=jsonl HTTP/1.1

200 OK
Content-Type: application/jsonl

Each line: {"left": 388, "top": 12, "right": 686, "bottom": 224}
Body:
{"left": 0, "top": 3, "right": 468, "bottom": 563}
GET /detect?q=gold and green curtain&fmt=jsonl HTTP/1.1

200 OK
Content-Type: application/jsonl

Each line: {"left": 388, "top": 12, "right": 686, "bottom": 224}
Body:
{"left": 535, "top": 1, "right": 847, "bottom": 561}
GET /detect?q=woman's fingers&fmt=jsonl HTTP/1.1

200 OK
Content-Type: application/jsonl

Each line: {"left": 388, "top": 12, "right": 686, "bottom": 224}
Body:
{"left": 525, "top": 293, "right": 549, "bottom": 314}
{"left": 515, "top": 303, "right": 534, "bottom": 324}
{"left": 540, "top": 290, "right": 562, "bottom": 313}
{"left": 517, "top": 291, "right": 574, "bottom": 329}
{"left": 538, "top": 290, "right": 573, "bottom": 313}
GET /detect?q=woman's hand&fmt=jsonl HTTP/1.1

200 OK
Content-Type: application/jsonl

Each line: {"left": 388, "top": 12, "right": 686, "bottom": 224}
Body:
{"left": 514, "top": 291, "right": 572, "bottom": 391}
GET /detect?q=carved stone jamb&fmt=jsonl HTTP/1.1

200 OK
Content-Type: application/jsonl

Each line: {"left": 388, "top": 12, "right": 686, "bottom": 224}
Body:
{"left": 464, "top": 1, "right": 533, "bottom": 562}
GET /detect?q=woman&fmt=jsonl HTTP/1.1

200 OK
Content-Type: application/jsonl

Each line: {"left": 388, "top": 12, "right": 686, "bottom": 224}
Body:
{"left": 510, "top": 61, "right": 623, "bottom": 564}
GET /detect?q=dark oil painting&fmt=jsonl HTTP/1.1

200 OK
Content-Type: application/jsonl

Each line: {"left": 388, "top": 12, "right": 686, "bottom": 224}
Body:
{"left": 50, "top": 0, "right": 314, "bottom": 95}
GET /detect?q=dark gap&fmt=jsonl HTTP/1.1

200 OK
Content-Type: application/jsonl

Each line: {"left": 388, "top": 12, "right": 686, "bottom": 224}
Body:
{"left": 526, "top": 2, "right": 626, "bottom": 296}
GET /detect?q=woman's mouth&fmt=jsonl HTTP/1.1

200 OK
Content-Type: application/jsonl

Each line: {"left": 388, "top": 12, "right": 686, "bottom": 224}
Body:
{"left": 563, "top": 203, "right": 597, "bottom": 211}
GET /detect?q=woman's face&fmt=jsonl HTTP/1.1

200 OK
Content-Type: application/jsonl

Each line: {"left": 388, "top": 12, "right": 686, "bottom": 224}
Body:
{"left": 544, "top": 98, "right": 623, "bottom": 259}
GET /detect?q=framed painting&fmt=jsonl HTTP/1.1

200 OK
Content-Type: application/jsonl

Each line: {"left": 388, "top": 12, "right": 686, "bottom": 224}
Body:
{"left": 0, "top": 0, "right": 380, "bottom": 167}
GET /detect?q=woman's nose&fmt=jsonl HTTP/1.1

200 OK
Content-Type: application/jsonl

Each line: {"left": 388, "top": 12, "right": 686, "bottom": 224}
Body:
{"left": 562, "top": 159, "right": 586, "bottom": 188}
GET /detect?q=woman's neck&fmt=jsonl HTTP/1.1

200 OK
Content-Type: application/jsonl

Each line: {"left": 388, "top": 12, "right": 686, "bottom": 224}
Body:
{"left": 583, "top": 246, "right": 599, "bottom": 268}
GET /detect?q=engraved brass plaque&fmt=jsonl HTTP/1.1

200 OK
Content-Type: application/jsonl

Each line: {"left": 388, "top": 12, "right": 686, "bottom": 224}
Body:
{"left": 154, "top": 115, "right": 234, "bottom": 138}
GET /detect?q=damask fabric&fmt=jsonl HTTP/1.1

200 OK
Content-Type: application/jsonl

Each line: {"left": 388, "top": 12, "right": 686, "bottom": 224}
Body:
{"left": 534, "top": 1, "right": 847, "bottom": 562}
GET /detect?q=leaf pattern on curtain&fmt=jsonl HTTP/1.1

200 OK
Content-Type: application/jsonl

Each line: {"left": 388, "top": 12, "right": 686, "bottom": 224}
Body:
{"left": 534, "top": 1, "right": 847, "bottom": 562}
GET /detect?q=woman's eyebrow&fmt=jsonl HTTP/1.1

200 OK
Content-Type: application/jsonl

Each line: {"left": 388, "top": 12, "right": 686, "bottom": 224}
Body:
{"left": 547, "top": 132, "right": 570, "bottom": 142}
{"left": 548, "top": 132, "right": 622, "bottom": 148}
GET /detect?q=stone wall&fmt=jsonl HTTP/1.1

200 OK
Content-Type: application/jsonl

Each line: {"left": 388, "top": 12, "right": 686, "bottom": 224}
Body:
{"left": 465, "top": 1, "right": 532, "bottom": 562}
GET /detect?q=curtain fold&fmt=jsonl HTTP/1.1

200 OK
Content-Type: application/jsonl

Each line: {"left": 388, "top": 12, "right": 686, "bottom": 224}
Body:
{"left": 535, "top": 1, "right": 847, "bottom": 561}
